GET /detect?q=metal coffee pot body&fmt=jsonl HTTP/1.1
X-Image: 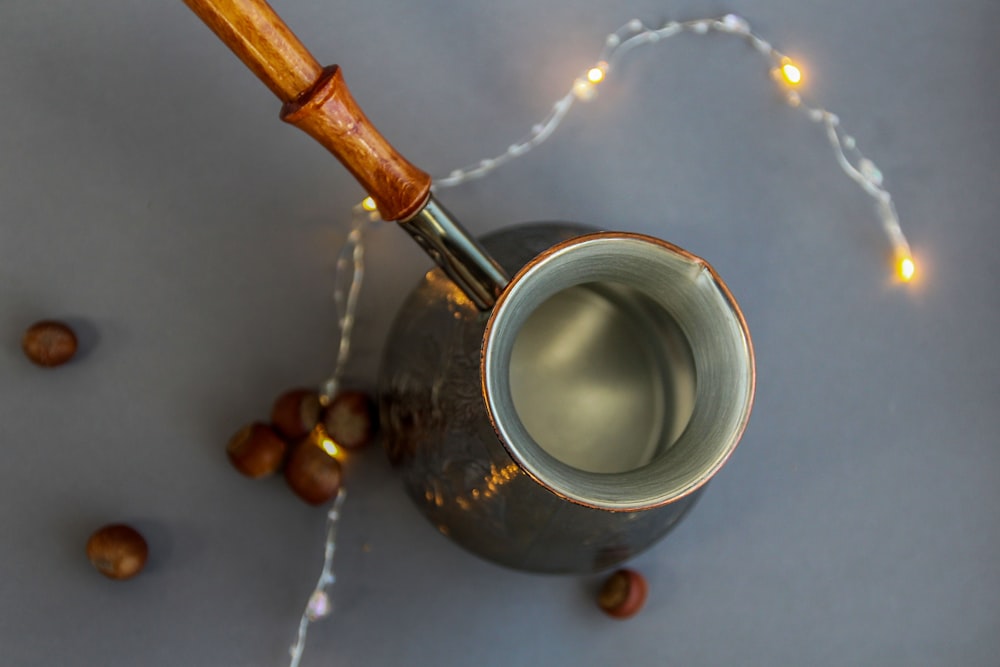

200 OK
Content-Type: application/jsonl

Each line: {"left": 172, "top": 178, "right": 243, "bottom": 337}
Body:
{"left": 380, "top": 221, "right": 755, "bottom": 574}
{"left": 176, "top": 0, "right": 753, "bottom": 575}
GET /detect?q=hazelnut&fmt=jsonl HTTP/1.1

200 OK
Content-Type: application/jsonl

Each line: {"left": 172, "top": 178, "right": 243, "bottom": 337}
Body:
{"left": 86, "top": 524, "right": 148, "bottom": 580}
{"left": 322, "top": 390, "right": 376, "bottom": 450}
{"left": 271, "top": 389, "right": 321, "bottom": 440}
{"left": 22, "top": 320, "right": 78, "bottom": 367}
{"left": 285, "top": 429, "right": 343, "bottom": 505}
{"left": 597, "top": 568, "right": 648, "bottom": 619}
{"left": 227, "top": 422, "right": 288, "bottom": 478}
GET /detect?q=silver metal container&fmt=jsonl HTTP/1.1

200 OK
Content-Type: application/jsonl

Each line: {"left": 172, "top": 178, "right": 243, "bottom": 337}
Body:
{"left": 380, "top": 222, "right": 755, "bottom": 573}
{"left": 177, "top": 0, "right": 754, "bottom": 574}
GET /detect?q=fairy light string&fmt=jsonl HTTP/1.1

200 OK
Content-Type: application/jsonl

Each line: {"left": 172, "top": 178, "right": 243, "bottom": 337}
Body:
{"left": 286, "top": 202, "right": 371, "bottom": 666}
{"left": 290, "top": 13, "right": 917, "bottom": 666}
{"left": 433, "top": 13, "right": 916, "bottom": 281}
{"left": 288, "top": 488, "right": 347, "bottom": 667}
{"left": 318, "top": 205, "right": 369, "bottom": 406}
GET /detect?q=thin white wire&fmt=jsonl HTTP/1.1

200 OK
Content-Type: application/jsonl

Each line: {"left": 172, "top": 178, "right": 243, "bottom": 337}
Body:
{"left": 319, "top": 209, "right": 369, "bottom": 405}
{"left": 431, "top": 14, "right": 912, "bottom": 262}
{"left": 433, "top": 90, "right": 576, "bottom": 188}
{"left": 291, "top": 13, "right": 916, "bottom": 667}
{"left": 288, "top": 489, "right": 347, "bottom": 667}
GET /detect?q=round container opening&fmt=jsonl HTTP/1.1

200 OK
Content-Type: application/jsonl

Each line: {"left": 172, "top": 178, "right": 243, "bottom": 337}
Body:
{"left": 508, "top": 282, "right": 696, "bottom": 474}
{"left": 484, "top": 232, "right": 754, "bottom": 510}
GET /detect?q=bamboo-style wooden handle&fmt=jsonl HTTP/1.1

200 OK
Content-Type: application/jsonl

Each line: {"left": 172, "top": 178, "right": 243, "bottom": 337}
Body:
{"left": 182, "top": 0, "right": 431, "bottom": 221}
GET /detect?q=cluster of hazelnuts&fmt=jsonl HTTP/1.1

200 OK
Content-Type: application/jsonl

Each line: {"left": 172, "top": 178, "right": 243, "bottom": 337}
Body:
{"left": 23, "top": 319, "right": 646, "bottom": 617}
{"left": 226, "top": 388, "right": 376, "bottom": 504}
{"left": 21, "top": 319, "right": 378, "bottom": 578}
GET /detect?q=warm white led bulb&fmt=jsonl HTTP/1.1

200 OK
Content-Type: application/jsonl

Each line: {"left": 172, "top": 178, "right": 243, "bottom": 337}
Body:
{"left": 320, "top": 437, "right": 341, "bottom": 458}
{"left": 780, "top": 58, "right": 802, "bottom": 85}
{"left": 587, "top": 62, "right": 608, "bottom": 83}
{"left": 898, "top": 256, "right": 916, "bottom": 282}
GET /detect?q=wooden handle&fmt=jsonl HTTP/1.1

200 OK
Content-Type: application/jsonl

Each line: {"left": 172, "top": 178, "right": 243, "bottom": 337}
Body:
{"left": 182, "top": 0, "right": 431, "bottom": 221}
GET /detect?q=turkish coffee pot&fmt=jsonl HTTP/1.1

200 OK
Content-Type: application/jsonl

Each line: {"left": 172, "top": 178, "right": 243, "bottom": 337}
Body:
{"left": 183, "top": 0, "right": 755, "bottom": 573}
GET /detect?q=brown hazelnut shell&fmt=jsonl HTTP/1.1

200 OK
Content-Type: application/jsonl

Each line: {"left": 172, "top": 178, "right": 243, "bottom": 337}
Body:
{"left": 597, "top": 568, "right": 648, "bottom": 619}
{"left": 227, "top": 422, "right": 288, "bottom": 478}
{"left": 22, "top": 320, "right": 78, "bottom": 367}
{"left": 285, "top": 432, "right": 343, "bottom": 505}
{"left": 271, "top": 389, "right": 322, "bottom": 440}
{"left": 322, "top": 390, "right": 376, "bottom": 450}
{"left": 86, "top": 524, "right": 148, "bottom": 580}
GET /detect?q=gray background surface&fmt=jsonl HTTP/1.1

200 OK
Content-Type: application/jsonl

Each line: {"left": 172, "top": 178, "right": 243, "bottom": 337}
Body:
{"left": 2, "top": 1, "right": 998, "bottom": 665}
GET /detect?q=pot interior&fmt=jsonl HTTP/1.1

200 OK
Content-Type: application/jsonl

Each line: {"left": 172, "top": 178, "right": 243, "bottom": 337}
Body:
{"left": 509, "top": 281, "right": 696, "bottom": 474}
